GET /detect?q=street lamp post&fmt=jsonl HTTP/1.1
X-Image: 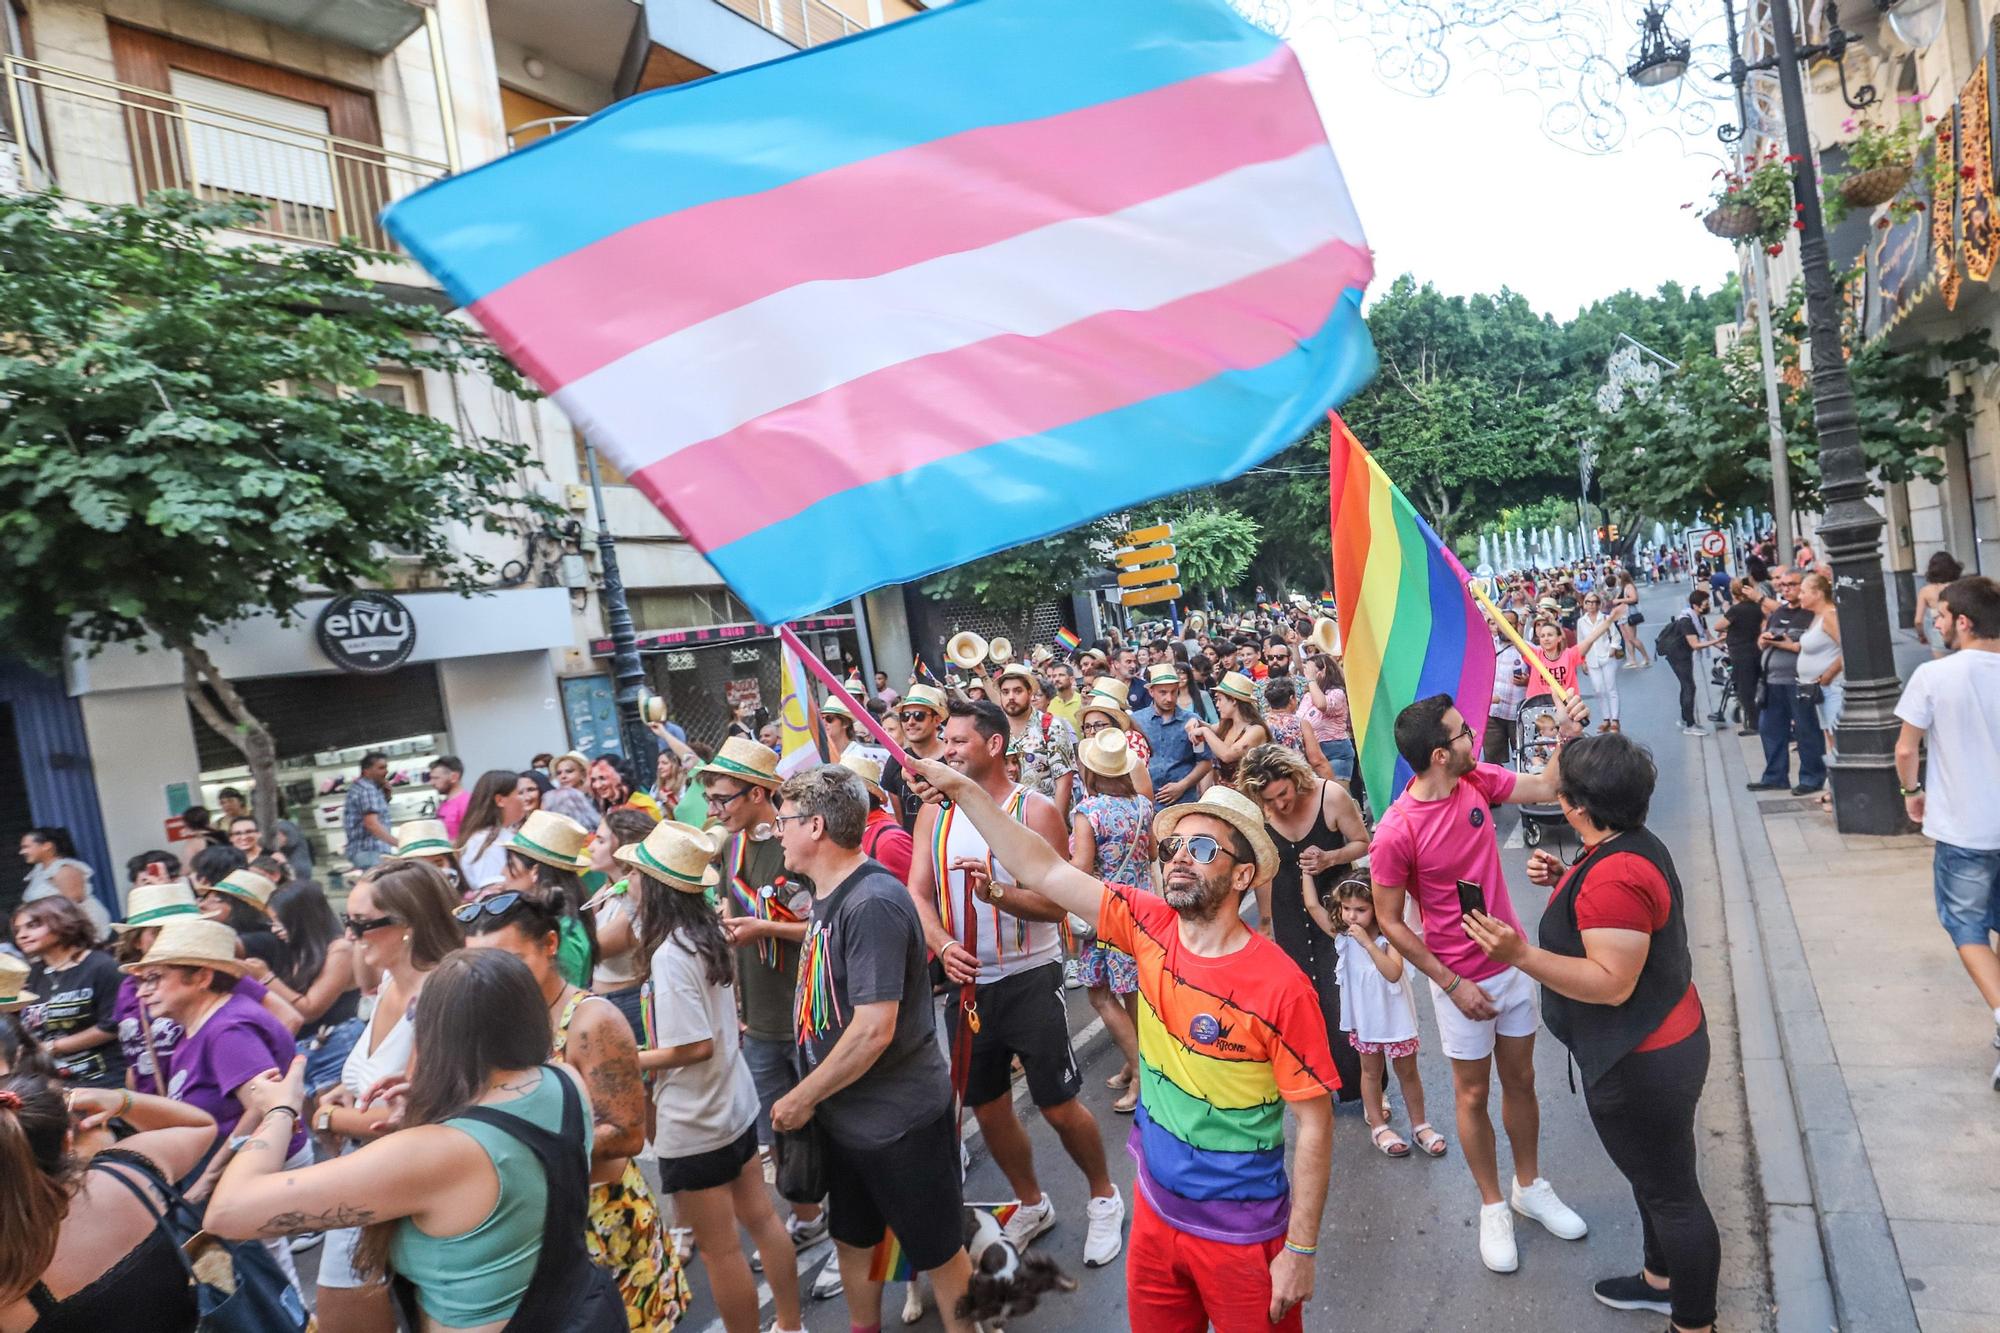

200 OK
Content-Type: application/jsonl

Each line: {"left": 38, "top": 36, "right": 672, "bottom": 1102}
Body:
{"left": 582, "top": 437, "right": 657, "bottom": 774}
{"left": 1710, "top": 0, "right": 1903, "bottom": 832}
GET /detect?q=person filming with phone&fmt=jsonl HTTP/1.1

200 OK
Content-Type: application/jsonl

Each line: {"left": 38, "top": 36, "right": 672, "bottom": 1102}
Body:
{"left": 1368, "top": 692, "right": 1590, "bottom": 1276}
{"left": 1462, "top": 733, "right": 1717, "bottom": 1333}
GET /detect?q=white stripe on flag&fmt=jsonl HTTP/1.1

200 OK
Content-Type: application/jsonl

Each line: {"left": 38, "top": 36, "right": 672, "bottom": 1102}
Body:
{"left": 559, "top": 143, "right": 1361, "bottom": 477}
{"left": 775, "top": 643, "right": 822, "bottom": 778}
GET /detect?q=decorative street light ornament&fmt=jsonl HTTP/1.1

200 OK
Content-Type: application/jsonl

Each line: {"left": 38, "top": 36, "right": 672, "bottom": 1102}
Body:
{"left": 1627, "top": 4, "right": 1692, "bottom": 88}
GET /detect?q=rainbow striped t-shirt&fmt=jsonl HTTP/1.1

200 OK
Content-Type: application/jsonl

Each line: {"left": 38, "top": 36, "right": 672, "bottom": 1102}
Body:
{"left": 1096, "top": 882, "right": 1339, "bottom": 1245}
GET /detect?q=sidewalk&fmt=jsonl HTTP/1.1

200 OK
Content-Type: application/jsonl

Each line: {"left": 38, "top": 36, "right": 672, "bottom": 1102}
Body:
{"left": 1719, "top": 657, "right": 2000, "bottom": 1332}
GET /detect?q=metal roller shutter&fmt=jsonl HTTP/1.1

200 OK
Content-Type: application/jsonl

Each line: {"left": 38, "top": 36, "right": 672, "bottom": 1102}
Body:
{"left": 186, "top": 664, "right": 448, "bottom": 771}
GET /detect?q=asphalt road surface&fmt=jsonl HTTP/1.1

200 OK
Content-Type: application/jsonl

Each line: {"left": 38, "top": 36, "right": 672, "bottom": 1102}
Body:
{"left": 647, "top": 581, "right": 1774, "bottom": 1333}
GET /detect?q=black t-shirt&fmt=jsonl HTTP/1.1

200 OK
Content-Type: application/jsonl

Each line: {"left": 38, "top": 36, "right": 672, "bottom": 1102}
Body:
{"left": 1723, "top": 600, "right": 1764, "bottom": 652}
{"left": 237, "top": 928, "right": 288, "bottom": 977}
{"left": 24, "top": 950, "right": 126, "bottom": 1087}
{"left": 798, "top": 860, "right": 952, "bottom": 1150}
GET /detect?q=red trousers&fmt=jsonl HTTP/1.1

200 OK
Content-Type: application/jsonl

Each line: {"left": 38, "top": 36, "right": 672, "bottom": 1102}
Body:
{"left": 1126, "top": 1188, "right": 1304, "bottom": 1333}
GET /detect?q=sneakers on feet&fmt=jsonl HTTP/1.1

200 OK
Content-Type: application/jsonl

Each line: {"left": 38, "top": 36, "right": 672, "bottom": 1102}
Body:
{"left": 1479, "top": 1201, "right": 1518, "bottom": 1273}
{"left": 1592, "top": 1272, "right": 1672, "bottom": 1315}
{"left": 1063, "top": 958, "right": 1082, "bottom": 990}
{"left": 1083, "top": 1187, "right": 1125, "bottom": 1267}
{"left": 811, "top": 1257, "right": 845, "bottom": 1299}
{"left": 788, "top": 1211, "right": 829, "bottom": 1248}
{"left": 1681, "top": 724, "right": 1711, "bottom": 736}
{"left": 1511, "top": 1177, "right": 1588, "bottom": 1240}
{"left": 1002, "top": 1195, "right": 1056, "bottom": 1249}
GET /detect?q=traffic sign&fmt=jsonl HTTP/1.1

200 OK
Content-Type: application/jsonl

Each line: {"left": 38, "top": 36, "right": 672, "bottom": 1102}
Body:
{"left": 1117, "top": 563, "right": 1179, "bottom": 588}
{"left": 1122, "top": 523, "right": 1174, "bottom": 546}
{"left": 1115, "top": 543, "right": 1177, "bottom": 568}
{"left": 1121, "top": 582, "right": 1182, "bottom": 607}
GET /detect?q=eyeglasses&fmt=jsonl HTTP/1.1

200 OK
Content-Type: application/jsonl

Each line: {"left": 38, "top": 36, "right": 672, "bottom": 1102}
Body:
{"left": 1449, "top": 722, "right": 1477, "bottom": 746}
{"left": 772, "top": 812, "right": 815, "bottom": 830}
{"left": 1080, "top": 719, "right": 1115, "bottom": 736}
{"left": 134, "top": 971, "right": 167, "bottom": 990}
{"left": 707, "top": 786, "right": 753, "bottom": 810}
{"left": 341, "top": 912, "right": 400, "bottom": 937}
{"left": 1157, "top": 834, "right": 1245, "bottom": 866}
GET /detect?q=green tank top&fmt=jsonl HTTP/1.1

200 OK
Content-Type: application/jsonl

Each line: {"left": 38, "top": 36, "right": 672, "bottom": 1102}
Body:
{"left": 388, "top": 1071, "right": 567, "bottom": 1328}
{"left": 556, "top": 915, "right": 592, "bottom": 989}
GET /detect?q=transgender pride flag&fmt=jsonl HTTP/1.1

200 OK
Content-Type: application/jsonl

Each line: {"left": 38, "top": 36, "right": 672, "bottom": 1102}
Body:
{"left": 385, "top": 0, "right": 1375, "bottom": 625}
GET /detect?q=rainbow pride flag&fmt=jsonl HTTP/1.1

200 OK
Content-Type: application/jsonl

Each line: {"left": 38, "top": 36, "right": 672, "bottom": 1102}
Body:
{"left": 1328, "top": 413, "right": 1495, "bottom": 807}
{"left": 383, "top": 0, "right": 1374, "bottom": 627}
{"left": 1055, "top": 627, "right": 1082, "bottom": 652}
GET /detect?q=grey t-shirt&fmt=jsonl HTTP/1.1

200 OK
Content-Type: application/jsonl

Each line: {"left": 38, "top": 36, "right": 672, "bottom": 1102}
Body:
{"left": 799, "top": 860, "right": 952, "bottom": 1150}
{"left": 1762, "top": 605, "right": 1815, "bottom": 685}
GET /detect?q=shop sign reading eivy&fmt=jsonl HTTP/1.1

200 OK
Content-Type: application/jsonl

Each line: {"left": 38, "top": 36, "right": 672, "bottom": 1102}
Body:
{"left": 316, "top": 593, "right": 417, "bottom": 674}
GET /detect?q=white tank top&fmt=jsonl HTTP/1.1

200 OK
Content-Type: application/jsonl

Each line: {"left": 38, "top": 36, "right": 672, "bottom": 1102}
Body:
{"left": 342, "top": 1001, "right": 416, "bottom": 1101}
{"left": 936, "top": 785, "right": 1060, "bottom": 983}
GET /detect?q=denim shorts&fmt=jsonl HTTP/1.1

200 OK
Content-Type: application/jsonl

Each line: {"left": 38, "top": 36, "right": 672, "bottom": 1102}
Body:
{"left": 1815, "top": 682, "right": 1844, "bottom": 734}
{"left": 1933, "top": 840, "right": 2000, "bottom": 948}
{"left": 1320, "top": 737, "right": 1357, "bottom": 781}
{"left": 741, "top": 1034, "right": 802, "bottom": 1146}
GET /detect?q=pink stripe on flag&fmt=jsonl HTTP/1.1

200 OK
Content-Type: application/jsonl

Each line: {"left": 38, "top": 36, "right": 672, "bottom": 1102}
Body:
{"left": 627, "top": 240, "right": 1373, "bottom": 550}
{"left": 468, "top": 47, "right": 1319, "bottom": 393}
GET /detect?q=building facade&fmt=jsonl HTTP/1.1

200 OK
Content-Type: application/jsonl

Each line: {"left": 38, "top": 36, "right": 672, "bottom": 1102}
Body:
{"left": 0, "top": 0, "right": 920, "bottom": 900}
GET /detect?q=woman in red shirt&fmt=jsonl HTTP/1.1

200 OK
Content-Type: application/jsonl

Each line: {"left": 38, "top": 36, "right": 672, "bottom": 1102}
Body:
{"left": 1463, "top": 734, "right": 1716, "bottom": 1333}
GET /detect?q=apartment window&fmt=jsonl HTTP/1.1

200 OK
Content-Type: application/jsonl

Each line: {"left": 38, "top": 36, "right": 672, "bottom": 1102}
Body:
{"left": 168, "top": 70, "right": 337, "bottom": 217}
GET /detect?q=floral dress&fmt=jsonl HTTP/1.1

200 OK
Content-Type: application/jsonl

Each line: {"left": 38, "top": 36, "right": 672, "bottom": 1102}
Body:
{"left": 556, "top": 992, "right": 691, "bottom": 1330}
{"left": 1076, "top": 793, "right": 1154, "bottom": 995}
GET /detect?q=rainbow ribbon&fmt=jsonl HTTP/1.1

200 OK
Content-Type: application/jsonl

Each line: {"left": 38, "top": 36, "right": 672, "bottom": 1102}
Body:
{"left": 793, "top": 921, "right": 843, "bottom": 1046}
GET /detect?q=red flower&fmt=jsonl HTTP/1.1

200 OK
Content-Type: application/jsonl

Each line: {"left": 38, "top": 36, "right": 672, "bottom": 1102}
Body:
{"left": 1914, "top": 201, "right": 1927, "bottom": 211}
{"left": 1795, "top": 203, "right": 1806, "bottom": 212}
{"left": 1964, "top": 165, "right": 1977, "bottom": 179}
{"left": 1784, "top": 154, "right": 1801, "bottom": 163}
{"left": 1766, "top": 243, "right": 1784, "bottom": 255}
{"left": 1927, "top": 115, "right": 1939, "bottom": 123}
{"left": 1877, "top": 217, "right": 1892, "bottom": 229}
{"left": 1794, "top": 220, "right": 1806, "bottom": 230}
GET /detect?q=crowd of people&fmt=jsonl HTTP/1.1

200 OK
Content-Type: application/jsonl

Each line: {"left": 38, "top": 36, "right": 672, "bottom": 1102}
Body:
{"left": 0, "top": 577, "right": 1743, "bottom": 1333}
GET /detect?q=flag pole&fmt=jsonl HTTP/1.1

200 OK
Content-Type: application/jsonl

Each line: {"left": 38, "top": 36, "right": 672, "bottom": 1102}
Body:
{"left": 1465, "top": 580, "right": 1575, "bottom": 707}
{"left": 778, "top": 624, "right": 916, "bottom": 771}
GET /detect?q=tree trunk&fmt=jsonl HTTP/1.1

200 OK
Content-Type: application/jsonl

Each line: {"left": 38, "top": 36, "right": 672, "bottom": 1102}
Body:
{"left": 167, "top": 634, "right": 282, "bottom": 831}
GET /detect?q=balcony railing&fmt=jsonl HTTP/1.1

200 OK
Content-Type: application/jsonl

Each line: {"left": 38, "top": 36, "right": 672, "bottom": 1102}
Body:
{"left": 2, "top": 55, "right": 449, "bottom": 253}
{"left": 713, "top": 0, "right": 867, "bottom": 48}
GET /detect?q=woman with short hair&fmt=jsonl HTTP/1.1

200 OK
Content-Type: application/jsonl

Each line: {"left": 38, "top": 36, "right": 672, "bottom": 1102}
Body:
{"left": 1465, "top": 734, "right": 1717, "bottom": 1333}
{"left": 12, "top": 899, "right": 123, "bottom": 1089}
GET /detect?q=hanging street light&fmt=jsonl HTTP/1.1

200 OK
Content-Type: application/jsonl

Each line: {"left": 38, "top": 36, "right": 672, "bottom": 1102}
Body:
{"left": 1627, "top": 3, "right": 1693, "bottom": 88}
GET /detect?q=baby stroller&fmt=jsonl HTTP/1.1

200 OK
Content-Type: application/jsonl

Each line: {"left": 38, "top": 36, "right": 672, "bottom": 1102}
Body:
{"left": 1513, "top": 694, "right": 1566, "bottom": 848}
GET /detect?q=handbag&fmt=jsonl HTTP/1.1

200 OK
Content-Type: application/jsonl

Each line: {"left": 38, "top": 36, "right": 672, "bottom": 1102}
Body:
{"left": 96, "top": 1151, "right": 311, "bottom": 1333}
{"left": 772, "top": 1120, "right": 830, "bottom": 1205}
{"left": 1797, "top": 681, "right": 1825, "bottom": 706}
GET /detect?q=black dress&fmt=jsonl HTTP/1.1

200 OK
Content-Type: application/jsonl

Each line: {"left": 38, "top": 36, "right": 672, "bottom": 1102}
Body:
{"left": 1266, "top": 783, "right": 1362, "bottom": 1101}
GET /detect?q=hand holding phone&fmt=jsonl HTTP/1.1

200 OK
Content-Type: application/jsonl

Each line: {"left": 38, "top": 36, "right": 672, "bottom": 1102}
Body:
{"left": 1455, "top": 879, "right": 1486, "bottom": 919}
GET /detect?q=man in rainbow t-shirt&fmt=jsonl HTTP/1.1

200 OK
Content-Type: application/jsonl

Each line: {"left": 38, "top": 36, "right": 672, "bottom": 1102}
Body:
{"left": 911, "top": 760, "right": 1338, "bottom": 1331}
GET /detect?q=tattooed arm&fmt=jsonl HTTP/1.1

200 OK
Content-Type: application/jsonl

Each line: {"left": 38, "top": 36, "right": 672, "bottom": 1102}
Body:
{"left": 564, "top": 999, "right": 648, "bottom": 1171}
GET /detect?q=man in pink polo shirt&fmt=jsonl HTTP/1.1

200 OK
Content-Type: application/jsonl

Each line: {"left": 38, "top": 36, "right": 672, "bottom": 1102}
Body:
{"left": 1370, "top": 692, "right": 1589, "bottom": 1275}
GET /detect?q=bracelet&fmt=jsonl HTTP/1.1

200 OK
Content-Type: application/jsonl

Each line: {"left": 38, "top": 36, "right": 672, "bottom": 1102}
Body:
{"left": 262, "top": 1106, "right": 301, "bottom": 1125}
{"left": 1283, "top": 1240, "right": 1317, "bottom": 1258}
{"left": 1442, "top": 974, "right": 1463, "bottom": 995}
{"left": 1899, "top": 783, "right": 1924, "bottom": 798}
{"left": 117, "top": 1089, "right": 134, "bottom": 1120}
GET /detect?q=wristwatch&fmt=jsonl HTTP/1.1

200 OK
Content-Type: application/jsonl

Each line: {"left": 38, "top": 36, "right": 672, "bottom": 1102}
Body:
{"left": 315, "top": 1106, "right": 335, "bottom": 1134}
{"left": 987, "top": 879, "right": 1006, "bottom": 902}
{"left": 1899, "top": 783, "right": 1924, "bottom": 798}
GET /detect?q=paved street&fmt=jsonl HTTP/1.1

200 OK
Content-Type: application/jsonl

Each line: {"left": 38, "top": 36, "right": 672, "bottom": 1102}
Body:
{"left": 660, "top": 582, "right": 1775, "bottom": 1332}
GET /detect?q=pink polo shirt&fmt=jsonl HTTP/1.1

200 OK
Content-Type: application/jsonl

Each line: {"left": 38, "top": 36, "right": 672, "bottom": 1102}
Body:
{"left": 1369, "top": 763, "right": 1524, "bottom": 983}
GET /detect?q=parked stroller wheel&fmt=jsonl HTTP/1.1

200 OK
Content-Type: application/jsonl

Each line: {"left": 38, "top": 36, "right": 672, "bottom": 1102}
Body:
{"left": 1524, "top": 821, "right": 1542, "bottom": 848}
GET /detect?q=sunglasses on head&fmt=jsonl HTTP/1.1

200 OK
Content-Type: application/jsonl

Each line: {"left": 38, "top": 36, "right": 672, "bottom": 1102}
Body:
{"left": 1157, "top": 833, "right": 1245, "bottom": 866}
{"left": 452, "top": 890, "right": 555, "bottom": 927}
{"left": 341, "top": 912, "right": 399, "bottom": 936}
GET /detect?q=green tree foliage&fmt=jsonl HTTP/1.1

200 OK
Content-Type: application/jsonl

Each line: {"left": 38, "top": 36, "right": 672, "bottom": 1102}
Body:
{"left": 0, "top": 192, "right": 550, "bottom": 823}
{"left": 920, "top": 520, "right": 1118, "bottom": 610}
{"left": 1128, "top": 505, "right": 1259, "bottom": 598}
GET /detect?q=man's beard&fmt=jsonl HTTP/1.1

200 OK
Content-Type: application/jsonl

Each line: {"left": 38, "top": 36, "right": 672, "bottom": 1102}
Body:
{"left": 1161, "top": 866, "right": 1228, "bottom": 922}
{"left": 1002, "top": 700, "right": 1028, "bottom": 718}
{"left": 1451, "top": 745, "right": 1478, "bottom": 778}
{"left": 1941, "top": 621, "right": 1962, "bottom": 650}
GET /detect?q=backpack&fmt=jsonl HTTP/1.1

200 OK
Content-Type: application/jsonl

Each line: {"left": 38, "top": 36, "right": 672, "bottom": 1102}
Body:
{"left": 1655, "top": 613, "right": 1689, "bottom": 658}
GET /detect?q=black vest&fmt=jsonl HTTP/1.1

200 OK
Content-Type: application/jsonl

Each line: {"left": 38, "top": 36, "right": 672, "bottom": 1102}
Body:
{"left": 1537, "top": 827, "right": 1692, "bottom": 1087}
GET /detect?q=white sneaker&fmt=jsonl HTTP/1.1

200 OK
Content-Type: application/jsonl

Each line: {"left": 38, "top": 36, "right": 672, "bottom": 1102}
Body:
{"left": 1511, "top": 1177, "right": 1588, "bottom": 1240}
{"left": 1681, "top": 724, "right": 1711, "bottom": 737}
{"left": 1083, "top": 1187, "right": 1125, "bottom": 1267}
{"left": 1001, "top": 1195, "right": 1056, "bottom": 1249}
{"left": 811, "top": 1257, "right": 845, "bottom": 1299}
{"left": 788, "top": 1211, "right": 829, "bottom": 1248}
{"left": 1479, "top": 1201, "right": 1518, "bottom": 1273}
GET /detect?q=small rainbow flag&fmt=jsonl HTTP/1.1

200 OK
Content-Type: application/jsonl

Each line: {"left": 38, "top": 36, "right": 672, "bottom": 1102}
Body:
{"left": 1328, "top": 412, "right": 1495, "bottom": 808}
{"left": 1317, "top": 592, "right": 1336, "bottom": 615}
{"left": 1055, "top": 626, "right": 1081, "bottom": 652}
{"left": 869, "top": 1204, "right": 1019, "bottom": 1281}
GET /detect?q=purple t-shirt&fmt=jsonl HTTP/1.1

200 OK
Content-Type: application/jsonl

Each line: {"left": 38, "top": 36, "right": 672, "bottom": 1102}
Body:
{"left": 115, "top": 974, "right": 269, "bottom": 1090}
{"left": 165, "top": 990, "right": 303, "bottom": 1153}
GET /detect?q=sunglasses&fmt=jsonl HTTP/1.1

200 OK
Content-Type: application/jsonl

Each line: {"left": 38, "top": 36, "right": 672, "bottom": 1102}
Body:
{"left": 1157, "top": 834, "right": 1245, "bottom": 866}
{"left": 452, "top": 891, "right": 549, "bottom": 926}
{"left": 341, "top": 912, "right": 400, "bottom": 937}
{"left": 896, "top": 710, "right": 934, "bottom": 724}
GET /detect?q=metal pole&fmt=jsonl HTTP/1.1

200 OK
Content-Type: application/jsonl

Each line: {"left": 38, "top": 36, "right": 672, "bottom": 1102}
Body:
{"left": 1764, "top": 0, "right": 1904, "bottom": 833}
{"left": 422, "top": 5, "right": 461, "bottom": 174}
{"left": 583, "top": 436, "right": 655, "bottom": 772}
{"left": 1721, "top": 0, "right": 1795, "bottom": 558}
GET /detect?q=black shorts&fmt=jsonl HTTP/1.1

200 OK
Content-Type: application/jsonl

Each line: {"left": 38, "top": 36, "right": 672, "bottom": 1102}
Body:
{"left": 825, "top": 1107, "right": 965, "bottom": 1272}
{"left": 657, "top": 1122, "right": 758, "bottom": 1194}
{"left": 944, "top": 959, "right": 1082, "bottom": 1109}
{"left": 599, "top": 984, "right": 646, "bottom": 1046}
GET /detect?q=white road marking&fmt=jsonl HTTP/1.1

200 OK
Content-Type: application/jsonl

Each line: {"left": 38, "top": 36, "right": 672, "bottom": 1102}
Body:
{"left": 1503, "top": 824, "right": 1524, "bottom": 850}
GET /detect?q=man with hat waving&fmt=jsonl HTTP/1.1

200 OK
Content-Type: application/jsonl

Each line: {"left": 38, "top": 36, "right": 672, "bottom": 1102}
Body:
{"left": 695, "top": 736, "right": 829, "bottom": 1253}
{"left": 912, "top": 757, "right": 1339, "bottom": 1332}
{"left": 907, "top": 699, "right": 1124, "bottom": 1268}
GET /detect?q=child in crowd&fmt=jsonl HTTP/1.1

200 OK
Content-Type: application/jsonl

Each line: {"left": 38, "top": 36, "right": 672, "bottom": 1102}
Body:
{"left": 1522, "top": 710, "right": 1562, "bottom": 774}
{"left": 1324, "top": 879, "right": 1447, "bottom": 1159}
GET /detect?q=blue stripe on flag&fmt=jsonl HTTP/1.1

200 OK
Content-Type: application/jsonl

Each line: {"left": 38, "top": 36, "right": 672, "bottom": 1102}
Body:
{"left": 384, "top": 0, "right": 1279, "bottom": 305}
{"left": 1414, "top": 522, "right": 1470, "bottom": 708}
{"left": 704, "top": 287, "right": 1374, "bottom": 625}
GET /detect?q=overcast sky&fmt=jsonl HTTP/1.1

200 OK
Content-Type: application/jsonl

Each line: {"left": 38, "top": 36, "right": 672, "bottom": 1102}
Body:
{"left": 1288, "top": 15, "right": 1740, "bottom": 319}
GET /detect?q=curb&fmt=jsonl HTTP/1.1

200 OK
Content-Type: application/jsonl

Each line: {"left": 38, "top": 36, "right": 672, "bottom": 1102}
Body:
{"left": 1707, "top": 731, "right": 1919, "bottom": 1333}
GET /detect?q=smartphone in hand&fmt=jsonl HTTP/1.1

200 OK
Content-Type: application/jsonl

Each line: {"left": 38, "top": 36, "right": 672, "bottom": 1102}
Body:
{"left": 1455, "top": 879, "right": 1486, "bottom": 919}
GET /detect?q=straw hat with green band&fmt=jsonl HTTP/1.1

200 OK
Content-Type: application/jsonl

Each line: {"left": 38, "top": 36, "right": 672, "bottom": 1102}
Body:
{"left": 614, "top": 820, "right": 721, "bottom": 894}
{"left": 697, "top": 736, "right": 782, "bottom": 789}
{"left": 394, "top": 818, "right": 456, "bottom": 858}
{"left": 0, "top": 953, "right": 37, "bottom": 1012}
{"left": 1215, "top": 670, "right": 1260, "bottom": 705}
{"left": 507, "top": 810, "right": 593, "bottom": 873}
{"left": 1145, "top": 663, "right": 1179, "bottom": 689}
{"left": 211, "top": 869, "right": 276, "bottom": 914}
{"left": 1078, "top": 684, "right": 1133, "bottom": 732}
{"left": 122, "top": 917, "right": 250, "bottom": 978}
{"left": 901, "top": 682, "right": 949, "bottom": 717}
{"left": 114, "top": 880, "right": 202, "bottom": 932}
